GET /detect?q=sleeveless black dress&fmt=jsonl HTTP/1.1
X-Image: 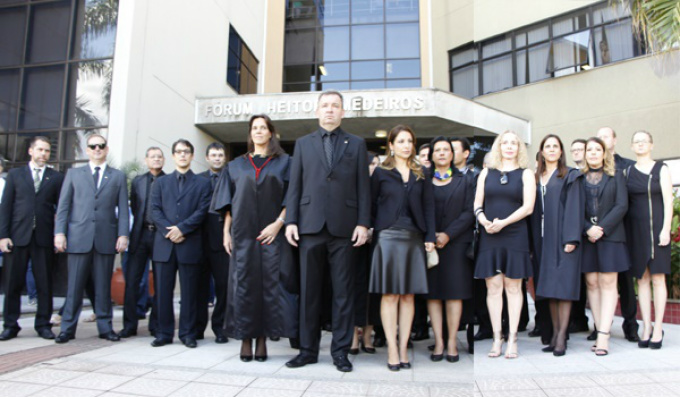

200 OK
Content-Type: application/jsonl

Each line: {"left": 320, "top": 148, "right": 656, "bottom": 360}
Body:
{"left": 474, "top": 168, "right": 533, "bottom": 279}
{"left": 625, "top": 162, "right": 671, "bottom": 278}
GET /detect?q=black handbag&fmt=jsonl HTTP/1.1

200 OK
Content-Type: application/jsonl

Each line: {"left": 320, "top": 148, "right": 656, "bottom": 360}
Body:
{"left": 466, "top": 219, "right": 479, "bottom": 261}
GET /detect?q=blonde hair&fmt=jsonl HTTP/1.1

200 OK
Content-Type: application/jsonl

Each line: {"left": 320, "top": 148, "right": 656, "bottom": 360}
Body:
{"left": 486, "top": 130, "right": 528, "bottom": 170}
{"left": 580, "top": 137, "right": 615, "bottom": 176}
{"left": 381, "top": 125, "right": 425, "bottom": 180}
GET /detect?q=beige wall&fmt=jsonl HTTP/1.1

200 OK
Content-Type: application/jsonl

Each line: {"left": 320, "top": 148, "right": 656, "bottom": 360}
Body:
{"left": 474, "top": 51, "right": 680, "bottom": 165}
{"left": 108, "top": 0, "right": 266, "bottom": 171}
{"left": 263, "top": 0, "right": 285, "bottom": 93}
{"left": 430, "top": 0, "right": 473, "bottom": 90}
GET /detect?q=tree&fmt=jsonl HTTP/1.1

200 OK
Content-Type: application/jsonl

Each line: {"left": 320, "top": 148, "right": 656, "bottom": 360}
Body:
{"left": 613, "top": 0, "right": 680, "bottom": 52}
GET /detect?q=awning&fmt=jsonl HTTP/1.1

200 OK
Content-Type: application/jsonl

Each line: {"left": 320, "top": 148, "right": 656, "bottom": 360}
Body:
{"left": 195, "top": 88, "right": 530, "bottom": 143}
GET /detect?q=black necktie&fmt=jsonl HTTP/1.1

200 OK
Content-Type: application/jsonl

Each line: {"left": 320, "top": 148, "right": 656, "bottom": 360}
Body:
{"left": 178, "top": 174, "right": 185, "bottom": 194}
{"left": 144, "top": 175, "right": 156, "bottom": 226}
{"left": 211, "top": 173, "right": 218, "bottom": 189}
{"left": 93, "top": 167, "right": 101, "bottom": 189}
{"left": 323, "top": 132, "right": 334, "bottom": 168}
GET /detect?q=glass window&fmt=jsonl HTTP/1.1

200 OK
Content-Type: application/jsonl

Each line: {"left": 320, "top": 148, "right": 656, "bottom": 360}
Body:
{"left": 351, "top": 60, "right": 384, "bottom": 80}
{"left": 0, "top": 134, "right": 16, "bottom": 162}
{"left": 319, "top": 0, "right": 350, "bottom": 26}
{"left": 227, "top": 25, "right": 259, "bottom": 94}
{"left": 386, "top": 79, "right": 420, "bottom": 88}
{"left": 283, "top": 83, "right": 315, "bottom": 92}
{"left": 284, "top": 64, "right": 316, "bottom": 83}
{"left": 451, "top": 47, "right": 477, "bottom": 68}
{"left": 452, "top": 65, "right": 478, "bottom": 99}
{"left": 71, "top": 0, "right": 118, "bottom": 59}
{"left": 319, "top": 62, "right": 350, "bottom": 81}
{"left": 517, "top": 43, "right": 550, "bottom": 84}
{"left": 285, "top": 28, "right": 316, "bottom": 64}
{"left": 386, "top": 59, "right": 419, "bottom": 79}
{"left": 351, "top": 0, "right": 383, "bottom": 24}
{"left": 65, "top": 60, "right": 113, "bottom": 128}
{"left": 319, "top": 26, "right": 349, "bottom": 62}
{"left": 595, "top": 20, "right": 634, "bottom": 65}
{"left": 385, "top": 0, "right": 419, "bottom": 22}
{"left": 26, "top": 0, "right": 71, "bottom": 64}
{"left": 351, "top": 24, "right": 384, "bottom": 60}
{"left": 386, "top": 23, "right": 419, "bottom": 58}
{"left": 482, "top": 35, "right": 511, "bottom": 58}
{"left": 19, "top": 66, "right": 66, "bottom": 130}
{"left": 549, "top": 30, "right": 590, "bottom": 71}
{"left": 285, "top": 0, "right": 318, "bottom": 28}
{"left": 351, "top": 80, "right": 385, "bottom": 89}
{"left": 0, "top": 69, "right": 21, "bottom": 132}
{"left": 320, "top": 81, "right": 350, "bottom": 91}
{"left": 0, "top": 7, "right": 27, "bottom": 67}
{"left": 482, "top": 54, "right": 512, "bottom": 94}
{"left": 592, "top": 2, "right": 628, "bottom": 24}
{"left": 553, "top": 11, "right": 588, "bottom": 37}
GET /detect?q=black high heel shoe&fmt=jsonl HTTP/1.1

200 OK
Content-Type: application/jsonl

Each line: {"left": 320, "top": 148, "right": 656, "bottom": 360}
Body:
{"left": 387, "top": 363, "right": 400, "bottom": 371}
{"left": 360, "top": 341, "right": 376, "bottom": 354}
{"left": 638, "top": 327, "right": 652, "bottom": 348}
{"left": 649, "top": 331, "right": 664, "bottom": 350}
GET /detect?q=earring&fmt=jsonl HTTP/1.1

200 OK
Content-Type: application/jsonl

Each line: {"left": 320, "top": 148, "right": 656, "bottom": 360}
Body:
{"left": 390, "top": 150, "right": 394, "bottom": 157}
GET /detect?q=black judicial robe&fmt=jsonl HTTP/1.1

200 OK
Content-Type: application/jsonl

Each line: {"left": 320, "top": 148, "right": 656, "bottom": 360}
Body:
{"left": 529, "top": 168, "right": 584, "bottom": 301}
{"left": 211, "top": 154, "right": 294, "bottom": 339}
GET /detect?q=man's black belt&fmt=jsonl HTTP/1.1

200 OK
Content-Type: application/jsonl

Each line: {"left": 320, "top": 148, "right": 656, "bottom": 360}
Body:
{"left": 143, "top": 223, "right": 156, "bottom": 231}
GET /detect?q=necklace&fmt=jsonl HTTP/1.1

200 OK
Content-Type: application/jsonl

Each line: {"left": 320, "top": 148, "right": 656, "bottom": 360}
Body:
{"left": 434, "top": 167, "right": 453, "bottom": 181}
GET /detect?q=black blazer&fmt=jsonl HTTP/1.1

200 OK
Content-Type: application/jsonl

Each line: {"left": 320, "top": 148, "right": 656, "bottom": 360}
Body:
{"left": 129, "top": 171, "right": 165, "bottom": 253}
{"left": 582, "top": 170, "right": 628, "bottom": 242}
{"left": 151, "top": 170, "right": 212, "bottom": 264}
{"left": 0, "top": 166, "right": 64, "bottom": 248}
{"left": 370, "top": 167, "right": 436, "bottom": 243}
{"left": 286, "top": 128, "right": 371, "bottom": 238}
{"left": 198, "top": 170, "right": 224, "bottom": 252}
{"left": 437, "top": 172, "right": 475, "bottom": 243}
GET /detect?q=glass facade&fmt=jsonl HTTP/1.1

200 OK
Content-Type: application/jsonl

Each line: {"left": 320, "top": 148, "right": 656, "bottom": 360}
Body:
{"left": 227, "top": 25, "right": 259, "bottom": 95}
{"left": 0, "top": 0, "right": 118, "bottom": 169}
{"left": 283, "top": 0, "right": 421, "bottom": 92}
{"left": 449, "top": 1, "right": 644, "bottom": 99}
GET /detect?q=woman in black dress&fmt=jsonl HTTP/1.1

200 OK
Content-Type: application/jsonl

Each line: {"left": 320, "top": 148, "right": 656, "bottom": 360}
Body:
{"left": 529, "top": 134, "right": 583, "bottom": 356}
{"left": 580, "top": 137, "right": 629, "bottom": 356}
{"left": 369, "top": 125, "right": 435, "bottom": 371}
{"left": 426, "top": 136, "right": 474, "bottom": 363}
{"left": 474, "top": 130, "right": 536, "bottom": 359}
{"left": 211, "top": 114, "right": 291, "bottom": 362}
{"left": 626, "top": 131, "right": 673, "bottom": 349}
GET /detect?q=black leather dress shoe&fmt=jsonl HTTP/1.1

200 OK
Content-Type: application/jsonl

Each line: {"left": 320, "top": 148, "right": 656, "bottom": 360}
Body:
{"left": 625, "top": 332, "right": 640, "bottom": 342}
{"left": 474, "top": 330, "right": 493, "bottom": 341}
{"left": 528, "top": 328, "right": 541, "bottom": 337}
{"left": 587, "top": 330, "right": 598, "bottom": 341}
{"left": 151, "top": 338, "right": 172, "bottom": 347}
{"left": 195, "top": 333, "right": 205, "bottom": 340}
{"left": 289, "top": 338, "right": 300, "bottom": 349}
{"left": 0, "top": 329, "right": 19, "bottom": 341}
{"left": 182, "top": 337, "right": 197, "bottom": 348}
{"left": 99, "top": 331, "right": 121, "bottom": 342}
{"left": 119, "top": 329, "right": 137, "bottom": 338}
{"left": 55, "top": 332, "right": 74, "bottom": 344}
{"left": 37, "top": 328, "right": 55, "bottom": 340}
{"left": 285, "top": 355, "right": 318, "bottom": 368}
{"left": 333, "top": 355, "right": 353, "bottom": 372}
{"left": 348, "top": 348, "right": 359, "bottom": 355}
{"left": 215, "top": 335, "right": 228, "bottom": 344}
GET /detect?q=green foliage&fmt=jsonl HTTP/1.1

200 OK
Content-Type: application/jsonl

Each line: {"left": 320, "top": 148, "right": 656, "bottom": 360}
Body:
{"left": 670, "top": 194, "right": 680, "bottom": 298}
{"left": 612, "top": 0, "right": 680, "bottom": 52}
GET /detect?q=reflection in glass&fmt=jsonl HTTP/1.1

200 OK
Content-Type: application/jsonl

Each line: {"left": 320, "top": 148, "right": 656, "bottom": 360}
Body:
{"left": 319, "top": 62, "right": 350, "bottom": 81}
{"left": 351, "top": 60, "right": 384, "bottom": 80}
{"left": 351, "top": 80, "right": 385, "bottom": 89}
{"left": 63, "top": 128, "right": 107, "bottom": 161}
{"left": 27, "top": 0, "right": 71, "bottom": 64}
{"left": 351, "top": 0, "right": 383, "bottom": 24}
{"left": 386, "top": 79, "right": 420, "bottom": 88}
{"left": 386, "top": 23, "right": 419, "bottom": 58}
{"left": 66, "top": 61, "right": 113, "bottom": 128}
{"left": 351, "top": 25, "right": 384, "bottom": 60}
{"left": 19, "top": 66, "right": 65, "bottom": 130}
{"left": 285, "top": 28, "right": 316, "bottom": 64}
{"left": 320, "top": 26, "right": 349, "bottom": 62}
{"left": 0, "top": 69, "right": 20, "bottom": 132}
{"left": 386, "top": 59, "right": 419, "bottom": 79}
{"left": 385, "top": 0, "right": 419, "bottom": 22}
{"left": 319, "top": 0, "right": 350, "bottom": 25}
{"left": 71, "top": 0, "right": 118, "bottom": 59}
{"left": 0, "top": 7, "right": 27, "bottom": 67}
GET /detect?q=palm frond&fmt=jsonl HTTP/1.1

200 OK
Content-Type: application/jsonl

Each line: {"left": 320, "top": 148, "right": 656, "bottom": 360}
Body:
{"left": 612, "top": 0, "right": 680, "bottom": 52}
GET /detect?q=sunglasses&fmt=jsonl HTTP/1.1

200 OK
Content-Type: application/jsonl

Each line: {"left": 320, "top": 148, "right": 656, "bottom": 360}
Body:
{"left": 87, "top": 143, "right": 106, "bottom": 150}
{"left": 500, "top": 171, "right": 508, "bottom": 185}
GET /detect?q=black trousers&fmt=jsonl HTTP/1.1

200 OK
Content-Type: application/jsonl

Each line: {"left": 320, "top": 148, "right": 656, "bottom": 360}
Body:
{"left": 123, "top": 228, "right": 155, "bottom": 332}
{"left": 61, "top": 250, "right": 115, "bottom": 336}
{"left": 154, "top": 250, "right": 200, "bottom": 341}
{"left": 619, "top": 270, "right": 639, "bottom": 334}
{"left": 299, "top": 227, "right": 355, "bottom": 358}
{"left": 196, "top": 248, "right": 229, "bottom": 337}
{"left": 2, "top": 235, "right": 54, "bottom": 332}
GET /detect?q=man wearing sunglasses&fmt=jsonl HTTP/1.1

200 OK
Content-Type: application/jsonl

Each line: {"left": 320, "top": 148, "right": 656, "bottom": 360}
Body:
{"left": 54, "top": 134, "right": 129, "bottom": 343}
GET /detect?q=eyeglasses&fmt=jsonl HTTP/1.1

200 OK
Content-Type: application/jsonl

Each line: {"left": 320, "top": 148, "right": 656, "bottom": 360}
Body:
{"left": 87, "top": 143, "right": 106, "bottom": 150}
{"left": 174, "top": 149, "right": 192, "bottom": 155}
{"left": 500, "top": 171, "right": 508, "bottom": 185}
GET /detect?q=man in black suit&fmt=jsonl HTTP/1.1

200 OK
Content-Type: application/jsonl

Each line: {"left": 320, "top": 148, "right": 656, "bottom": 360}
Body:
{"left": 54, "top": 134, "right": 129, "bottom": 343}
{"left": 119, "top": 147, "right": 165, "bottom": 338}
{"left": 285, "top": 90, "right": 371, "bottom": 373}
{"left": 597, "top": 126, "right": 639, "bottom": 342}
{"left": 196, "top": 142, "right": 229, "bottom": 343}
{"left": 150, "top": 139, "right": 211, "bottom": 348}
{"left": 0, "top": 137, "right": 64, "bottom": 341}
